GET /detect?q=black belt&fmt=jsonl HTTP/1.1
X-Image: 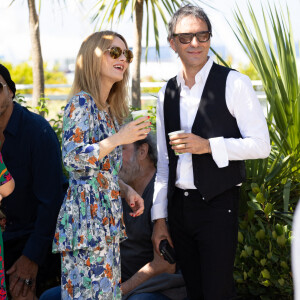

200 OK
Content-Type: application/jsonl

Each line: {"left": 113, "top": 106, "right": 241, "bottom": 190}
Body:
{"left": 174, "top": 187, "right": 203, "bottom": 198}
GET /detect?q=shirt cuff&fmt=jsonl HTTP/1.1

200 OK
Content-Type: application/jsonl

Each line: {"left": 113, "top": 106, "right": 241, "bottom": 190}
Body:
{"left": 151, "top": 201, "right": 168, "bottom": 221}
{"left": 209, "top": 137, "right": 229, "bottom": 168}
{"left": 22, "top": 235, "right": 52, "bottom": 266}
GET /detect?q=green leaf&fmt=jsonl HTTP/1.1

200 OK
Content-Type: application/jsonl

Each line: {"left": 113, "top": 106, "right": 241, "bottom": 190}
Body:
{"left": 210, "top": 47, "right": 230, "bottom": 67}
{"left": 278, "top": 278, "right": 285, "bottom": 286}
{"left": 283, "top": 179, "right": 291, "bottom": 212}
{"left": 256, "top": 192, "right": 265, "bottom": 204}
{"left": 260, "top": 258, "right": 267, "bottom": 266}
{"left": 280, "top": 261, "right": 289, "bottom": 269}
{"left": 251, "top": 183, "right": 260, "bottom": 194}
{"left": 275, "top": 224, "right": 284, "bottom": 236}
{"left": 255, "top": 229, "right": 265, "bottom": 240}
{"left": 264, "top": 202, "right": 273, "bottom": 216}
{"left": 277, "top": 235, "right": 287, "bottom": 246}
{"left": 247, "top": 201, "right": 262, "bottom": 211}
{"left": 245, "top": 245, "right": 253, "bottom": 256}
{"left": 261, "top": 268, "right": 271, "bottom": 279}
{"left": 238, "top": 231, "right": 244, "bottom": 243}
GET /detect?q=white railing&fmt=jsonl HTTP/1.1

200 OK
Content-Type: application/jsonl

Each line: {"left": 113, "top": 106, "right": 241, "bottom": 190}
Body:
{"left": 251, "top": 80, "right": 266, "bottom": 100}
{"left": 16, "top": 81, "right": 266, "bottom": 102}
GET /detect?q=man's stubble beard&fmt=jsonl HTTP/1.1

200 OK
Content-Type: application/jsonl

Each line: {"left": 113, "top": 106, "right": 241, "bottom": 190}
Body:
{"left": 119, "top": 153, "right": 141, "bottom": 185}
{"left": 0, "top": 97, "right": 11, "bottom": 117}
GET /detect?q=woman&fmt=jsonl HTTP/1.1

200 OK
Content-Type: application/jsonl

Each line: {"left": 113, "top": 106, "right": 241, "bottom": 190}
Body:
{"left": 0, "top": 151, "right": 15, "bottom": 299}
{"left": 53, "top": 31, "right": 151, "bottom": 299}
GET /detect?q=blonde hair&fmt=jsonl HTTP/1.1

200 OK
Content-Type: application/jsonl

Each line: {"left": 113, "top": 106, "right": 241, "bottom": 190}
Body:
{"left": 69, "top": 31, "right": 130, "bottom": 124}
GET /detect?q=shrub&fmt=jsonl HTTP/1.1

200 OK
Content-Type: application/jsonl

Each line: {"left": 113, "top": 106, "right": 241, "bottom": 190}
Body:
{"left": 235, "top": 182, "right": 293, "bottom": 299}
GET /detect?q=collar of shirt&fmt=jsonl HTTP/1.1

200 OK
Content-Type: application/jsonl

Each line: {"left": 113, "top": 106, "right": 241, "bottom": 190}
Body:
{"left": 176, "top": 56, "right": 214, "bottom": 94}
{"left": 4, "top": 102, "right": 22, "bottom": 137}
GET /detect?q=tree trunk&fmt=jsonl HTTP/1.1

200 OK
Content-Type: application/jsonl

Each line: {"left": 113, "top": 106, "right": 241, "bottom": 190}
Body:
{"left": 27, "top": 0, "right": 45, "bottom": 115}
{"left": 131, "top": 0, "right": 143, "bottom": 108}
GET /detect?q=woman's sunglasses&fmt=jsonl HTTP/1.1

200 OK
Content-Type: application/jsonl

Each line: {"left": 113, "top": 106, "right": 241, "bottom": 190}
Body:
{"left": 172, "top": 31, "right": 211, "bottom": 44}
{"left": 106, "top": 47, "right": 134, "bottom": 63}
{"left": 0, "top": 82, "right": 7, "bottom": 93}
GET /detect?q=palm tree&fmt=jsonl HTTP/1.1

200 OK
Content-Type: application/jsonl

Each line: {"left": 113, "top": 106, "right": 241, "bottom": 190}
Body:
{"left": 27, "top": 0, "right": 45, "bottom": 112}
{"left": 9, "top": 0, "right": 44, "bottom": 113}
{"left": 91, "top": 0, "right": 187, "bottom": 108}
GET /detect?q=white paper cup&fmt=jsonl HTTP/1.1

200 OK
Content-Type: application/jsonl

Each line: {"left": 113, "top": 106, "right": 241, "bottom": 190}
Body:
{"left": 131, "top": 110, "right": 148, "bottom": 121}
{"left": 168, "top": 130, "right": 185, "bottom": 155}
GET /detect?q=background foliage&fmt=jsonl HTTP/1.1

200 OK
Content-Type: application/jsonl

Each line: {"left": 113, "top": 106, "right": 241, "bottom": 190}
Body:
{"left": 231, "top": 3, "right": 299, "bottom": 299}
{"left": 0, "top": 60, "right": 67, "bottom": 94}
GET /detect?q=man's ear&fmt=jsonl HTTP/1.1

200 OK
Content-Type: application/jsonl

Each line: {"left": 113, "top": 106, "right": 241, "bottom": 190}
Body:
{"left": 7, "top": 88, "right": 13, "bottom": 100}
{"left": 138, "top": 143, "right": 149, "bottom": 161}
{"left": 169, "top": 38, "right": 177, "bottom": 53}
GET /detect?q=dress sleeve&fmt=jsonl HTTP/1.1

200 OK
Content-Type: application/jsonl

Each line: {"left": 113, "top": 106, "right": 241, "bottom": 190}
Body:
{"left": 0, "top": 152, "right": 13, "bottom": 185}
{"left": 62, "top": 93, "right": 103, "bottom": 172}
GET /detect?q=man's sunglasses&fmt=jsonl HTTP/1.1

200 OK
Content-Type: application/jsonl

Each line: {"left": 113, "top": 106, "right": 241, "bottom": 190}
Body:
{"left": 172, "top": 31, "right": 211, "bottom": 44}
{"left": 106, "top": 47, "right": 134, "bottom": 63}
{"left": 0, "top": 82, "right": 7, "bottom": 93}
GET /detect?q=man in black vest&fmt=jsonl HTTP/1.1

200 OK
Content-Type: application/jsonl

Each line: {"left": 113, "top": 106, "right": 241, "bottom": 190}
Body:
{"left": 151, "top": 4, "right": 271, "bottom": 300}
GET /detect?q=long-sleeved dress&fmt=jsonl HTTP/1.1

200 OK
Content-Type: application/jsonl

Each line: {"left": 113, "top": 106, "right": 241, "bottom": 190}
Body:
{"left": 53, "top": 91, "right": 126, "bottom": 300}
{"left": 0, "top": 152, "right": 13, "bottom": 299}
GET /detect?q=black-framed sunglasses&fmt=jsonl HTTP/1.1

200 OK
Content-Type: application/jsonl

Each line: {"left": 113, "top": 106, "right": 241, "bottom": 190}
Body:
{"left": 0, "top": 82, "right": 7, "bottom": 93}
{"left": 106, "top": 47, "right": 134, "bottom": 63}
{"left": 172, "top": 31, "right": 211, "bottom": 44}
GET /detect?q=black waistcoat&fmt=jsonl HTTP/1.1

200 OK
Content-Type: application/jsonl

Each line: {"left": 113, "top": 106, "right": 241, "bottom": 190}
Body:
{"left": 163, "top": 62, "right": 246, "bottom": 201}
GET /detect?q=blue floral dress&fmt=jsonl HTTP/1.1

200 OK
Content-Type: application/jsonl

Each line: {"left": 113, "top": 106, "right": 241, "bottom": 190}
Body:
{"left": 53, "top": 91, "right": 126, "bottom": 299}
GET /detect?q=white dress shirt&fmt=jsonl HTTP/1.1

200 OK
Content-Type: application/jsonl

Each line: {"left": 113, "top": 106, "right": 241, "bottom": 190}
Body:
{"left": 151, "top": 57, "right": 271, "bottom": 221}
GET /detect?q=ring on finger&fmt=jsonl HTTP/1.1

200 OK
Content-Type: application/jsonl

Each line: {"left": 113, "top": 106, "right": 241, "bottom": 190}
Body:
{"left": 24, "top": 278, "right": 33, "bottom": 287}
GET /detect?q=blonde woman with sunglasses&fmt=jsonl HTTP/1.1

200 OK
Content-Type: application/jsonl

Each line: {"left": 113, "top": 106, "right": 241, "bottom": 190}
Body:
{"left": 53, "top": 31, "right": 151, "bottom": 300}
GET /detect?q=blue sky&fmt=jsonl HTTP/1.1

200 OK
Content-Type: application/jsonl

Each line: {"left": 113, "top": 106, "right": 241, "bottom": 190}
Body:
{"left": 0, "top": 0, "right": 299, "bottom": 65}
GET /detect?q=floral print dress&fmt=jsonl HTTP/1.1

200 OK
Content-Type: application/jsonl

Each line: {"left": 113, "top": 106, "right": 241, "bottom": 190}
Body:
{"left": 53, "top": 91, "right": 126, "bottom": 299}
{"left": 0, "top": 152, "right": 13, "bottom": 300}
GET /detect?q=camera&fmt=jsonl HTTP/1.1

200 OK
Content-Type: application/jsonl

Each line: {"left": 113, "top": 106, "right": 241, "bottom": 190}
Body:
{"left": 159, "top": 239, "right": 176, "bottom": 264}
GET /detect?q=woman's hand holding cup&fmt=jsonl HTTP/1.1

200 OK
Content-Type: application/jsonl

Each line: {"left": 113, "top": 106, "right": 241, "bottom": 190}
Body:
{"left": 117, "top": 114, "right": 151, "bottom": 145}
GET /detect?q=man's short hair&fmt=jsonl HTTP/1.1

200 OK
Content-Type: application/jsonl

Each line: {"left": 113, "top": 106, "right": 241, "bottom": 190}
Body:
{"left": 167, "top": 4, "right": 212, "bottom": 42}
{"left": 134, "top": 132, "right": 157, "bottom": 166}
{"left": 0, "top": 64, "right": 16, "bottom": 98}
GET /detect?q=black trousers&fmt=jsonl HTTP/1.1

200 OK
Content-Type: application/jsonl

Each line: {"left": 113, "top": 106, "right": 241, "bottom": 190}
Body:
{"left": 168, "top": 186, "right": 240, "bottom": 300}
